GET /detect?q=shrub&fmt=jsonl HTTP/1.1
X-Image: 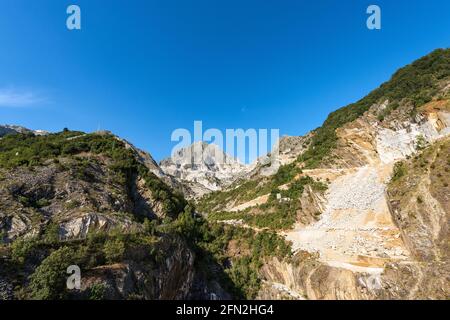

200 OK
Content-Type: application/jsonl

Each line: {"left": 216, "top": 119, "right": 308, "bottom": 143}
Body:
{"left": 43, "top": 223, "right": 60, "bottom": 244}
{"left": 29, "top": 246, "right": 78, "bottom": 300}
{"left": 392, "top": 162, "right": 408, "bottom": 182}
{"left": 143, "top": 218, "right": 158, "bottom": 235}
{"left": 103, "top": 238, "right": 125, "bottom": 264}
{"left": 88, "top": 283, "right": 106, "bottom": 300}
{"left": 11, "top": 237, "right": 39, "bottom": 264}
{"left": 17, "top": 195, "right": 30, "bottom": 207}
{"left": 36, "top": 198, "right": 51, "bottom": 208}
{"left": 415, "top": 135, "right": 428, "bottom": 151}
{"left": 0, "top": 230, "right": 6, "bottom": 244}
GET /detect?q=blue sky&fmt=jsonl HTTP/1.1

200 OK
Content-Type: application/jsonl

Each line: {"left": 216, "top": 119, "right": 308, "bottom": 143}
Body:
{"left": 0, "top": 0, "right": 449, "bottom": 162}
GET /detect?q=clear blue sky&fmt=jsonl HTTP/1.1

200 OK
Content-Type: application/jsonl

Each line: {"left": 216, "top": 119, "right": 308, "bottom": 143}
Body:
{"left": 0, "top": 0, "right": 449, "bottom": 162}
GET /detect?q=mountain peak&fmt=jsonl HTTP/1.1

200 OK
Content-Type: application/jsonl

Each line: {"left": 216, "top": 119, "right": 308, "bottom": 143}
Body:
{"left": 0, "top": 124, "right": 48, "bottom": 137}
{"left": 160, "top": 142, "right": 250, "bottom": 198}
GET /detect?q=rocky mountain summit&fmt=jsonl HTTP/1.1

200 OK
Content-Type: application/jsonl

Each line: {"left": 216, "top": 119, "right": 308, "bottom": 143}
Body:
{"left": 0, "top": 125, "right": 48, "bottom": 137}
{"left": 160, "top": 141, "right": 251, "bottom": 198}
{"left": 159, "top": 135, "right": 314, "bottom": 199}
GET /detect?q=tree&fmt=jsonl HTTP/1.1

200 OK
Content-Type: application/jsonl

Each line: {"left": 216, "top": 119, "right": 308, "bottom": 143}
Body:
{"left": 29, "top": 247, "right": 77, "bottom": 300}
{"left": 103, "top": 238, "right": 125, "bottom": 264}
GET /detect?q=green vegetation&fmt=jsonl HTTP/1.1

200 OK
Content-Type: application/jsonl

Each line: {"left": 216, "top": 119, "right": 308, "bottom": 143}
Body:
{"left": 0, "top": 130, "right": 83, "bottom": 168}
{"left": 0, "top": 130, "right": 187, "bottom": 218}
{"left": 103, "top": 238, "right": 126, "bottom": 263}
{"left": 35, "top": 198, "right": 51, "bottom": 208}
{"left": 0, "top": 128, "right": 295, "bottom": 300}
{"left": 71, "top": 157, "right": 98, "bottom": 182}
{"left": 190, "top": 221, "right": 292, "bottom": 299}
{"left": 65, "top": 200, "right": 81, "bottom": 210}
{"left": 198, "top": 162, "right": 303, "bottom": 213}
{"left": 204, "top": 175, "right": 327, "bottom": 231}
{"left": 29, "top": 246, "right": 78, "bottom": 300}
{"left": 43, "top": 223, "right": 60, "bottom": 244}
{"left": 11, "top": 237, "right": 39, "bottom": 264}
{"left": 392, "top": 161, "right": 408, "bottom": 182}
{"left": 299, "top": 48, "right": 450, "bottom": 168}
{"left": 415, "top": 135, "right": 428, "bottom": 151}
{"left": 15, "top": 194, "right": 52, "bottom": 209}
{"left": 88, "top": 283, "right": 106, "bottom": 300}
{"left": 7, "top": 225, "right": 167, "bottom": 299}
{"left": 0, "top": 230, "right": 6, "bottom": 244}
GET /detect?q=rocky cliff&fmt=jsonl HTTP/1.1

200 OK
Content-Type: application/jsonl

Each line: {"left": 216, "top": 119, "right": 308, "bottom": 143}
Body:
{"left": 160, "top": 142, "right": 251, "bottom": 199}
{"left": 197, "top": 48, "right": 450, "bottom": 300}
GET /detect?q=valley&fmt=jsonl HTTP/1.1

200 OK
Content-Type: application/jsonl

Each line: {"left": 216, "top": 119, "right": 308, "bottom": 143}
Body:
{"left": 0, "top": 48, "right": 449, "bottom": 300}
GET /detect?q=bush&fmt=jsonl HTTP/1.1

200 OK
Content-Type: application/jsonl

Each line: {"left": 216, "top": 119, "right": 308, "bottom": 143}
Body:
{"left": 0, "top": 131, "right": 187, "bottom": 219}
{"left": 11, "top": 237, "right": 39, "bottom": 264}
{"left": 226, "top": 256, "right": 260, "bottom": 299}
{"left": 88, "top": 283, "right": 106, "bottom": 300}
{"left": 392, "top": 162, "right": 408, "bottom": 182}
{"left": 415, "top": 135, "right": 428, "bottom": 151}
{"left": 36, "top": 198, "right": 51, "bottom": 208}
{"left": 103, "top": 238, "right": 125, "bottom": 264}
{"left": 43, "top": 223, "right": 60, "bottom": 244}
{"left": 29, "top": 246, "right": 78, "bottom": 300}
{"left": 143, "top": 218, "right": 158, "bottom": 235}
{"left": 65, "top": 200, "right": 81, "bottom": 210}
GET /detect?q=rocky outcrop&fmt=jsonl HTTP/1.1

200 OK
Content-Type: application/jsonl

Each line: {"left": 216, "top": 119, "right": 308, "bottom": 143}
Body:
{"left": 160, "top": 142, "right": 251, "bottom": 198}
{"left": 78, "top": 236, "right": 196, "bottom": 300}
{"left": 266, "top": 104, "right": 450, "bottom": 299}
{"left": 0, "top": 157, "right": 141, "bottom": 242}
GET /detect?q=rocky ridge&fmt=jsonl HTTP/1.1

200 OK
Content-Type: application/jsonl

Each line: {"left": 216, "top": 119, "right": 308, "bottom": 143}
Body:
{"left": 160, "top": 142, "right": 251, "bottom": 198}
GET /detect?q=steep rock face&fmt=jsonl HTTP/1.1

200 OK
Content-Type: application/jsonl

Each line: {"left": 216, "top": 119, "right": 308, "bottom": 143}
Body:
{"left": 261, "top": 137, "right": 449, "bottom": 300}
{"left": 243, "top": 134, "right": 313, "bottom": 179}
{"left": 258, "top": 253, "right": 375, "bottom": 300}
{"left": 160, "top": 142, "right": 250, "bottom": 198}
{"left": 260, "top": 103, "right": 450, "bottom": 299}
{"left": 0, "top": 156, "right": 155, "bottom": 242}
{"left": 385, "top": 138, "right": 449, "bottom": 299}
{"left": 79, "top": 236, "right": 196, "bottom": 300}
